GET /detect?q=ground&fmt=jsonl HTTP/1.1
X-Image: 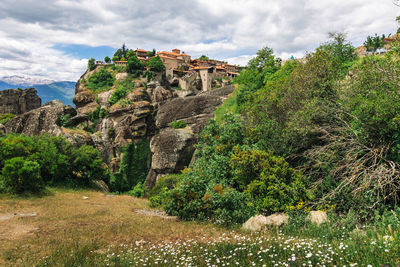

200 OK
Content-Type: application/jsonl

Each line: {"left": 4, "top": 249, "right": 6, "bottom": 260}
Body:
{"left": 0, "top": 189, "right": 232, "bottom": 266}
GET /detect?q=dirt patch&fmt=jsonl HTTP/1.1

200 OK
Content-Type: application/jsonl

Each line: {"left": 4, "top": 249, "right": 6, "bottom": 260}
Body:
{"left": 133, "top": 209, "right": 178, "bottom": 220}
{"left": 0, "top": 223, "right": 38, "bottom": 240}
{"left": 0, "top": 212, "right": 39, "bottom": 240}
{"left": 0, "top": 212, "right": 37, "bottom": 221}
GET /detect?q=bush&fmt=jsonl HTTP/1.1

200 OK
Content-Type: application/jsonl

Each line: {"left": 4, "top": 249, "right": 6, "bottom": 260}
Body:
{"left": 146, "top": 56, "right": 165, "bottom": 72}
{"left": 0, "top": 134, "right": 109, "bottom": 194}
{"left": 1, "top": 157, "right": 42, "bottom": 194}
{"left": 109, "top": 86, "right": 128, "bottom": 106}
{"left": 230, "top": 147, "right": 310, "bottom": 213}
{"left": 128, "top": 182, "right": 146, "bottom": 198}
{"left": 148, "top": 174, "right": 181, "bottom": 198}
{"left": 110, "top": 139, "right": 150, "bottom": 193}
{"left": 0, "top": 113, "right": 15, "bottom": 125}
{"left": 86, "top": 68, "right": 114, "bottom": 92}
{"left": 170, "top": 120, "right": 187, "bottom": 129}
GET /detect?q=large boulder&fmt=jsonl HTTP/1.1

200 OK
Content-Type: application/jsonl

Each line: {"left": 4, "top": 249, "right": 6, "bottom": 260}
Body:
{"left": 242, "top": 214, "right": 289, "bottom": 232}
{"left": 145, "top": 128, "right": 195, "bottom": 188}
{"left": 308, "top": 211, "right": 329, "bottom": 225}
{"left": 4, "top": 100, "right": 76, "bottom": 136}
{"left": 0, "top": 88, "right": 41, "bottom": 115}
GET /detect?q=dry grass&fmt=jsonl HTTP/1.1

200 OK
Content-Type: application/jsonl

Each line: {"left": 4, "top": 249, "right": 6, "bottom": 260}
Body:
{"left": 0, "top": 189, "right": 232, "bottom": 266}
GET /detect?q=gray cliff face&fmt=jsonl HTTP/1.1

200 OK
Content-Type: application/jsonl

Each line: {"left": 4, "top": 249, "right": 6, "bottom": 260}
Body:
{"left": 145, "top": 85, "right": 235, "bottom": 189}
{"left": 4, "top": 100, "right": 75, "bottom": 136}
{"left": 0, "top": 88, "right": 41, "bottom": 115}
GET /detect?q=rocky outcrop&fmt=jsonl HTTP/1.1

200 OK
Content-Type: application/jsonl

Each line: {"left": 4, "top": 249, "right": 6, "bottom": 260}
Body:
{"left": 145, "top": 85, "right": 235, "bottom": 188}
{"left": 0, "top": 88, "right": 41, "bottom": 115}
{"left": 146, "top": 128, "right": 196, "bottom": 187}
{"left": 4, "top": 100, "right": 75, "bottom": 136}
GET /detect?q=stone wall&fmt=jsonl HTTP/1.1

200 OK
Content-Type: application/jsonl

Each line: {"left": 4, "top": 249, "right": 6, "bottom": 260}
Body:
{"left": 0, "top": 88, "right": 41, "bottom": 115}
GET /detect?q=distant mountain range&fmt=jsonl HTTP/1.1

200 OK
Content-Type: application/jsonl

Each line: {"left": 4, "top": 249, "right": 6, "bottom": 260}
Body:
{"left": 0, "top": 80, "right": 76, "bottom": 106}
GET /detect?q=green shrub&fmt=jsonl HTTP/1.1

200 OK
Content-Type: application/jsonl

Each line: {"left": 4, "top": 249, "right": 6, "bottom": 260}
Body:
{"left": 128, "top": 182, "right": 146, "bottom": 198}
{"left": 149, "top": 187, "right": 170, "bottom": 208}
{"left": 148, "top": 174, "right": 181, "bottom": 198}
{"left": 0, "top": 113, "right": 15, "bottom": 125}
{"left": 146, "top": 56, "right": 165, "bottom": 72}
{"left": 230, "top": 147, "right": 310, "bottom": 213}
{"left": 1, "top": 157, "right": 43, "bottom": 194}
{"left": 110, "top": 139, "right": 150, "bottom": 193}
{"left": 59, "top": 114, "right": 72, "bottom": 127}
{"left": 0, "top": 134, "right": 109, "bottom": 194}
{"left": 86, "top": 68, "right": 114, "bottom": 92}
{"left": 170, "top": 120, "right": 187, "bottom": 129}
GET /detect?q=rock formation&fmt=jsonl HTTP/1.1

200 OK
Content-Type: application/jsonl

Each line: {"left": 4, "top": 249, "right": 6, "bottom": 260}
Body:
{"left": 3, "top": 64, "right": 235, "bottom": 190}
{"left": 0, "top": 88, "right": 41, "bottom": 114}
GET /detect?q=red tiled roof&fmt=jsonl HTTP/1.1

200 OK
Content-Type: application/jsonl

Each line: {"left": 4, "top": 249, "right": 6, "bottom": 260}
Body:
{"left": 136, "top": 49, "right": 147, "bottom": 52}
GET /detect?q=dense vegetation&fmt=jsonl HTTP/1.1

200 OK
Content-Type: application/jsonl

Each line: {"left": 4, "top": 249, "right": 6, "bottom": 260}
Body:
{"left": 148, "top": 31, "right": 400, "bottom": 227}
{"left": 0, "top": 134, "right": 108, "bottom": 194}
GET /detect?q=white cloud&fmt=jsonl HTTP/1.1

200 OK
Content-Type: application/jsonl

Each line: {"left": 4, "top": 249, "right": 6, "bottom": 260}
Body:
{"left": 0, "top": 0, "right": 399, "bottom": 81}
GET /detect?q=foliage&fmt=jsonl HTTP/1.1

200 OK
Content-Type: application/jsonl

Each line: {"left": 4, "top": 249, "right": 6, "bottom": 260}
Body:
{"left": 111, "top": 139, "right": 150, "bottom": 193}
{"left": 230, "top": 147, "right": 310, "bottom": 213}
{"left": 109, "top": 86, "right": 128, "bottom": 106}
{"left": 0, "top": 134, "right": 108, "bottom": 194}
{"left": 146, "top": 56, "right": 165, "bottom": 72}
{"left": 148, "top": 174, "right": 181, "bottom": 198}
{"left": 198, "top": 55, "right": 209, "bottom": 61}
{"left": 113, "top": 44, "right": 128, "bottom": 61}
{"left": 0, "top": 113, "right": 15, "bottom": 125}
{"left": 127, "top": 182, "right": 146, "bottom": 198}
{"left": 59, "top": 113, "right": 72, "bottom": 127}
{"left": 364, "top": 33, "right": 387, "bottom": 52}
{"left": 1, "top": 157, "right": 42, "bottom": 194}
{"left": 86, "top": 68, "right": 114, "bottom": 92}
{"left": 88, "top": 58, "right": 96, "bottom": 71}
{"left": 104, "top": 56, "right": 111, "bottom": 63}
{"left": 127, "top": 54, "right": 144, "bottom": 75}
{"left": 170, "top": 120, "right": 187, "bottom": 129}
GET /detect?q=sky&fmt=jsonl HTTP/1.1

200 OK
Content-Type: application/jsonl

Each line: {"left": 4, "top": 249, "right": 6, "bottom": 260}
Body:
{"left": 0, "top": 0, "right": 399, "bottom": 82}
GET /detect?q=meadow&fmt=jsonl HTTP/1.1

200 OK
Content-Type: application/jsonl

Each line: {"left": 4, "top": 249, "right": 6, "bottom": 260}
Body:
{"left": 0, "top": 189, "right": 398, "bottom": 266}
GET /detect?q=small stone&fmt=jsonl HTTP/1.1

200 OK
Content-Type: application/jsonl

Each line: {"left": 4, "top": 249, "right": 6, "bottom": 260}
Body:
{"left": 82, "top": 196, "right": 89, "bottom": 200}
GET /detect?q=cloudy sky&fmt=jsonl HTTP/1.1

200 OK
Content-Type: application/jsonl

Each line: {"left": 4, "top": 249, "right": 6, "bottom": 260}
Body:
{"left": 0, "top": 0, "right": 398, "bottom": 82}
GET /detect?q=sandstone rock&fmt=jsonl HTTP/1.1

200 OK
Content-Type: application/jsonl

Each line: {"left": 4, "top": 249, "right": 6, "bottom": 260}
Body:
{"left": 97, "top": 89, "right": 115, "bottom": 108}
{"left": 242, "top": 214, "right": 289, "bottom": 232}
{"left": 61, "top": 127, "right": 92, "bottom": 147}
{"left": 115, "top": 72, "right": 128, "bottom": 80}
{"left": 0, "top": 88, "right": 41, "bottom": 114}
{"left": 73, "top": 90, "right": 95, "bottom": 108}
{"left": 146, "top": 128, "right": 195, "bottom": 188}
{"left": 308, "top": 210, "right": 329, "bottom": 225}
{"left": 4, "top": 100, "right": 76, "bottom": 136}
{"left": 69, "top": 114, "right": 89, "bottom": 127}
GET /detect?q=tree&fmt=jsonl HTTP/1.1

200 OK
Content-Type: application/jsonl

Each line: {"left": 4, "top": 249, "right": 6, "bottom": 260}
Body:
{"left": 198, "top": 55, "right": 209, "bottom": 61}
{"left": 1, "top": 157, "right": 43, "bottom": 194}
{"left": 127, "top": 54, "right": 144, "bottom": 74}
{"left": 326, "top": 32, "right": 356, "bottom": 63}
{"left": 104, "top": 56, "right": 111, "bottom": 63}
{"left": 112, "top": 55, "right": 120, "bottom": 62}
{"left": 364, "top": 34, "right": 386, "bottom": 53}
{"left": 247, "top": 46, "right": 279, "bottom": 72}
{"left": 146, "top": 56, "right": 165, "bottom": 72}
{"left": 88, "top": 58, "right": 96, "bottom": 71}
{"left": 126, "top": 49, "right": 136, "bottom": 60}
{"left": 113, "top": 43, "right": 129, "bottom": 60}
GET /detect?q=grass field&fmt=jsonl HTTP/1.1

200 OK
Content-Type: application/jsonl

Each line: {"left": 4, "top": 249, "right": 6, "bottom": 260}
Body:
{"left": 0, "top": 189, "right": 232, "bottom": 266}
{"left": 1, "top": 189, "right": 399, "bottom": 266}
